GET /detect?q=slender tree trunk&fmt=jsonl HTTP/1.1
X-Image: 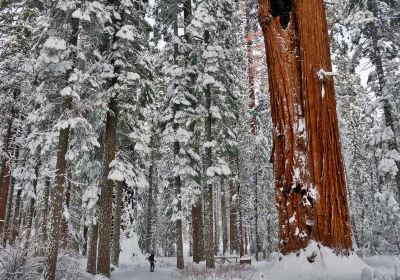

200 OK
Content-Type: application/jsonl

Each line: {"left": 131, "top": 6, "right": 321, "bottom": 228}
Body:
{"left": 258, "top": 0, "right": 352, "bottom": 255}
{"left": 111, "top": 181, "right": 123, "bottom": 267}
{"left": 221, "top": 180, "right": 228, "bottom": 255}
{"left": 43, "top": 116, "right": 71, "bottom": 280}
{"left": 42, "top": 10, "right": 79, "bottom": 278}
{"left": 172, "top": 0, "right": 184, "bottom": 270}
{"left": 238, "top": 188, "right": 244, "bottom": 258}
{"left": 0, "top": 91, "right": 17, "bottom": 237}
{"left": 97, "top": 97, "right": 118, "bottom": 277}
{"left": 204, "top": 29, "right": 215, "bottom": 269}
{"left": 214, "top": 193, "right": 219, "bottom": 255}
{"left": 145, "top": 137, "right": 155, "bottom": 253}
{"left": 245, "top": 1, "right": 261, "bottom": 261}
{"left": 254, "top": 173, "right": 259, "bottom": 260}
{"left": 369, "top": 19, "right": 400, "bottom": 200}
{"left": 39, "top": 177, "right": 51, "bottom": 250}
{"left": 24, "top": 162, "right": 39, "bottom": 247}
{"left": 192, "top": 201, "right": 204, "bottom": 262}
{"left": 60, "top": 173, "right": 71, "bottom": 249}
{"left": 2, "top": 174, "right": 15, "bottom": 246}
{"left": 229, "top": 181, "right": 237, "bottom": 254}
{"left": 9, "top": 189, "right": 21, "bottom": 245}
{"left": 86, "top": 222, "right": 98, "bottom": 274}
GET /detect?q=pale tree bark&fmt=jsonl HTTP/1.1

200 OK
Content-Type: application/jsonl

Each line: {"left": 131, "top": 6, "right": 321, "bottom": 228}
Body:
{"left": 214, "top": 194, "right": 220, "bottom": 255}
{"left": 111, "top": 180, "right": 123, "bottom": 267}
{"left": 221, "top": 180, "right": 228, "bottom": 255}
{"left": 229, "top": 181, "right": 237, "bottom": 254}
{"left": 245, "top": 0, "right": 261, "bottom": 261}
{"left": 258, "top": 0, "right": 352, "bottom": 255}
{"left": 60, "top": 172, "right": 71, "bottom": 249}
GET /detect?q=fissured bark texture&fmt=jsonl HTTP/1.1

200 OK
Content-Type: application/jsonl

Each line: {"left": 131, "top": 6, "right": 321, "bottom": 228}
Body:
{"left": 259, "top": 0, "right": 352, "bottom": 255}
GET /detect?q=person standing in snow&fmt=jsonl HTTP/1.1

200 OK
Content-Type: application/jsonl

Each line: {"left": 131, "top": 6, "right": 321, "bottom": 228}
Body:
{"left": 146, "top": 252, "right": 156, "bottom": 272}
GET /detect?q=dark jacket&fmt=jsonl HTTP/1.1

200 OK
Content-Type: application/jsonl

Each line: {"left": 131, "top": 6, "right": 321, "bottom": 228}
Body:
{"left": 148, "top": 254, "right": 155, "bottom": 262}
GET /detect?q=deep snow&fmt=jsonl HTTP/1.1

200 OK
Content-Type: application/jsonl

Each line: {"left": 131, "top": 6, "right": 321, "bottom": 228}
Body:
{"left": 91, "top": 238, "right": 399, "bottom": 280}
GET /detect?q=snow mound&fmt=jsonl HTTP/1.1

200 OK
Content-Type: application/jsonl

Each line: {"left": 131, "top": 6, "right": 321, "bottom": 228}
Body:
{"left": 118, "top": 233, "right": 146, "bottom": 267}
{"left": 91, "top": 275, "right": 110, "bottom": 280}
{"left": 262, "top": 242, "right": 371, "bottom": 280}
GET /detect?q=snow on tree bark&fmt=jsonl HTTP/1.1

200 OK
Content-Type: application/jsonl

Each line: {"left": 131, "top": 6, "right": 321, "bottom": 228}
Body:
{"left": 97, "top": 97, "right": 118, "bottom": 277}
{"left": 221, "top": 180, "right": 228, "bottom": 255}
{"left": 368, "top": 15, "right": 400, "bottom": 201}
{"left": 229, "top": 181, "right": 238, "bottom": 254}
{"left": 2, "top": 162, "right": 16, "bottom": 246}
{"left": 204, "top": 29, "right": 215, "bottom": 269}
{"left": 0, "top": 90, "right": 18, "bottom": 237}
{"left": 258, "top": 0, "right": 352, "bottom": 254}
{"left": 86, "top": 222, "right": 98, "bottom": 274}
{"left": 111, "top": 180, "right": 123, "bottom": 267}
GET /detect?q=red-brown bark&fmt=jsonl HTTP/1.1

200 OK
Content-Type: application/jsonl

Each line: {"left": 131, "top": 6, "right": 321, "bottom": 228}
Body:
{"left": 258, "top": 0, "right": 352, "bottom": 255}
{"left": 0, "top": 91, "right": 17, "bottom": 236}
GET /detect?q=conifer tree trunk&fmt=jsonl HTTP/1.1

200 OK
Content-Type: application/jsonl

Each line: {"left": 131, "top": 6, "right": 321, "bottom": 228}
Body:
{"left": 258, "top": 0, "right": 352, "bottom": 255}
{"left": 172, "top": 0, "right": 184, "bottom": 270}
{"left": 42, "top": 11, "right": 79, "bottom": 279}
{"left": 2, "top": 169, "right": 15, "bottom": 246}
{"left": 86, "top": 222, "right": 98, "bottom": 274}
{"left": 238, "top": 190, "right": 244, "bottom": 258}
{"left": 97, "top": 97, "right": 118, "bottom": 277}
{"left": 39, "top": 177, "right": 50, "bottom": 249}
{"left": 368, "top": 14, "right": 400, "bottom": 199}
{"left": 24, "top": 162, "right": 39, "bottom": 247}
{"left": 214, "top": 196, "right": 219, "bottom": 255}
{"left": 221, "top": 181, "right": 228, "bottom": 255}
{"left": 204, "top": 30, "right": 215, "bottom": 269}
{"left": 111, "top": 181, "right": 123, "bottom": 266}
{"left": 10, "top": 189, "right": 22, "bottom": 245}
{"left": 254, "top": 173, "right": 259, "bottom": 260}
{"left": 145, "top": 137, "right": 155, "bottom": 253}
{"left": 229, "top": 181, "right": 237, "bottom": 254}
{"left": 245, "top": 2, "right": 260, "bottom": 260}
{"left": 60, "top": 175, "right": 71, "bottom": 249}
{"left": 0, "top": 91, "right": 17, "bottom": 237}
{"left": 192, "top": 201, "right": 204, "bottom": 262}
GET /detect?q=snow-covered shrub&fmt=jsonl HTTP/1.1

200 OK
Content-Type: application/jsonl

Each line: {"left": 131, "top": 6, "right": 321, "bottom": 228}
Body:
{"left": 55, "top": 250, "right": 85, "bottom": 280}
{"left": 0, "top": 246, "right": 43, "bottom": 280}
{"left": 174, "top": 264, "right": 256, "bottom": 280}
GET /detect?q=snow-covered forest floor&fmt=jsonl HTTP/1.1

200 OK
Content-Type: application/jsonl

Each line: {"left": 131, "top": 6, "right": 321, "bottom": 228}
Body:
{"left": 82, "top": 238, "right": 400, "bottom": 280}
{"left": 96, "top": 253, "right": 400, "bottom": 280}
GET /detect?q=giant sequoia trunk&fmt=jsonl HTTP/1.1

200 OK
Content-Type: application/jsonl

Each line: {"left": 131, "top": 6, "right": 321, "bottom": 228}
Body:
{"left": 258, "top": 0, "right": 352, "bottom": 255}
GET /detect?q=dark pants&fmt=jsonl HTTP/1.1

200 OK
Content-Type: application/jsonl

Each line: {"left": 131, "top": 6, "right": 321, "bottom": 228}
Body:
{"left": 150, "top": 261, "right": 155, "bottom": 272}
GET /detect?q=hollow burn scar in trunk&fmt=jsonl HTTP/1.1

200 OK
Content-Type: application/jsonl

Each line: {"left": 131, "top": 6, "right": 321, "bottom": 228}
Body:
{"left": 270, "top": 0, "right": 293, "bottom": 28}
